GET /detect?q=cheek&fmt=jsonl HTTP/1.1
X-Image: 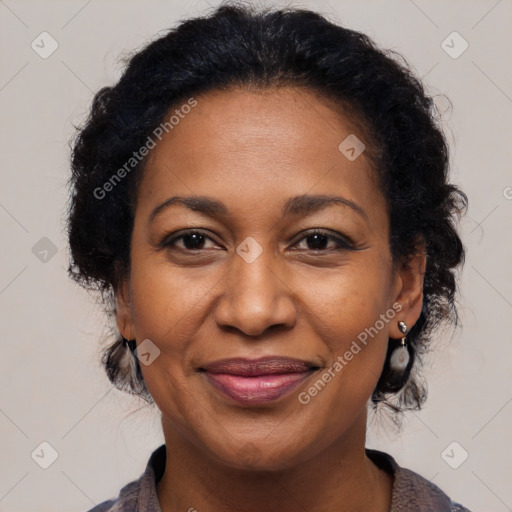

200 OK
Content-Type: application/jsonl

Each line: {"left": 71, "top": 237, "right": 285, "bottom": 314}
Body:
{"left": 129, "top": 258, "right": 215, "bottom": 342}
{"left": 296, "top": 261, "right": 393, "bottom": 398}
{"left": 298, "top": 287, "right": 392, "bottom": 435}
{"left": 298, "top": 259, "right": 392, "bottom": 340}
{"left": 127, "top": 261, "right": 209, "bottom": 422}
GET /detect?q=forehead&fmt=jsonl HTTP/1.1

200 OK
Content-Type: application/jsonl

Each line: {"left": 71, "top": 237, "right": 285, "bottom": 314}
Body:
{"left": 136, "top": 86, "right": 386, "bottom": 229}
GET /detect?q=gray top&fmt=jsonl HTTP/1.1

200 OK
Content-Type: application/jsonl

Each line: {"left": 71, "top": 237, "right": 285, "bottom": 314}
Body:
{"left": 87, "top": 444, "right": 472, "bottom": 512}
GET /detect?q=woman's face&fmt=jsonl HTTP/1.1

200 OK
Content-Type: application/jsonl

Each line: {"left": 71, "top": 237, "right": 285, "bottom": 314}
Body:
{"left": 116, "top": 86, "right": 425, "bottom": 470}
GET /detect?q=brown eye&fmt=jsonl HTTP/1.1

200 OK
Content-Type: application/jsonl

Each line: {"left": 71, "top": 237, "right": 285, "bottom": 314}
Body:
{"left": 292, "top": 230, "right": 353, "bottom": 251}
{"left": 163, "top": 230, "right": 219, "bottom": 251}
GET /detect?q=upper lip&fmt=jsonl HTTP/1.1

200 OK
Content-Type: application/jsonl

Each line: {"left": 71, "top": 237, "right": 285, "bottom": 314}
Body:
{"left": 200, "top": 356, "right": 319, "bottom": 377}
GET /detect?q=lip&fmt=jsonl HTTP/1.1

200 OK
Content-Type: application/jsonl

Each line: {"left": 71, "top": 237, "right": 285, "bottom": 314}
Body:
{"left": 199, "top": 356, "right": 320, "bottom": 405}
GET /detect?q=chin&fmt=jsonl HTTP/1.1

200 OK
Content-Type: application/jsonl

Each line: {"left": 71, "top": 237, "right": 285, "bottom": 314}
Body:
{"left": 208, "top": 438, "right": 313, "bottom": 472}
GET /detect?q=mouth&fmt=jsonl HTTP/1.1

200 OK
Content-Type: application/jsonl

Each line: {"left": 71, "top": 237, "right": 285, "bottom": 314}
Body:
{"left": 198, "top": 356, "right": 321, "bottom": 405}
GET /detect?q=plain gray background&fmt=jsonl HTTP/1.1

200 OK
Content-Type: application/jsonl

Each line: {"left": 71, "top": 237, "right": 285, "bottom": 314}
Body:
{"left": 1, "top": 0, "right": 511, "bottom": 510}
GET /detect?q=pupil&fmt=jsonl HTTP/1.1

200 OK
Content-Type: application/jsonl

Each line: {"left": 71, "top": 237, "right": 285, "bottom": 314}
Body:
{"left": 184, "top": 233, "right": 204, "bottom": 249}
{"left": 308, "top": 234, "right": 327, "bottom": 250}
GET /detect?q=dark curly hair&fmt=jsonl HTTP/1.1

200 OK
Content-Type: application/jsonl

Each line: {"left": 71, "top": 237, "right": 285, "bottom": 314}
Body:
{"left": 66, "top": 1, "right": 468, "bottom": 415}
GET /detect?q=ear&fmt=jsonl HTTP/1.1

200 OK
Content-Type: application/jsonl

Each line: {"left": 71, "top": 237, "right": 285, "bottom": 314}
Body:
{"left": 115, "top": 277, "right": 136, "bottom": 341}
{"left": 390, "top": 235, "right": 427, "bottom": 339}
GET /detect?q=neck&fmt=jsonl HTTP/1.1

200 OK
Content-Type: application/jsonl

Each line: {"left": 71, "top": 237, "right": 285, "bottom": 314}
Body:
{"left": 156, "top": 409, "right": 393, "bottom": 512}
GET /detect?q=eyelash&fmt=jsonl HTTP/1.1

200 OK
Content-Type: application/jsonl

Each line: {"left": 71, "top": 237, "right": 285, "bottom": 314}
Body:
{"left": 161, "top": 229, "right": 354, "bottom": 253}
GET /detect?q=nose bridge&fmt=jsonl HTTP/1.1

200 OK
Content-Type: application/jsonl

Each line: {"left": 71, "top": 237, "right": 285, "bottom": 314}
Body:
{"left": 214, "top": 238, "right": 296, "bottom": 336}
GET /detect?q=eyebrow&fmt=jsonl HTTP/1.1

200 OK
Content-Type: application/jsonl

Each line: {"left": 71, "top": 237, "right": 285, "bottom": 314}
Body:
{"left": 148, "top": 193, "right": 369, "bottom": 224}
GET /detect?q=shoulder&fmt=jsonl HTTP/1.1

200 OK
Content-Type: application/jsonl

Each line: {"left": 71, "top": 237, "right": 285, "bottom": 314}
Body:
{"left": 85, "top": 478, "right": 142, "bottom": 512}
{"left": 365, "top": 448, "right": 473, "bottom": 512}
{"left": 84, "top": 444, "right": 166, "bottom": 512}
{"left": 396, "top": 466, "right": 472, "bottom": 512}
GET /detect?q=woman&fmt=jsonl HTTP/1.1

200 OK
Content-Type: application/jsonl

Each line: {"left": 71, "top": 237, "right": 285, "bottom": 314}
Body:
{"left": 67, "top": 2, "right": 471, "bottom": 511}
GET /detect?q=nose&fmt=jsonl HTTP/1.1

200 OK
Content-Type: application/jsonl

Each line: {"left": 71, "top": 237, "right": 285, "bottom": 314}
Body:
{"left": 213, "top": 246, "right": 297, "bottom": 337}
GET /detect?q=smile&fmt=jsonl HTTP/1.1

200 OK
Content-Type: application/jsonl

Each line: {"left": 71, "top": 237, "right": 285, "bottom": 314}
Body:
{"left": 199, "top": 356, "right": 320, "bottom": 405}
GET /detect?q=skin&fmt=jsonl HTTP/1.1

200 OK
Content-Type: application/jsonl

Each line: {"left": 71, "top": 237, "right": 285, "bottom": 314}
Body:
{"left": 116, "top": 86, "right": 426, "bottom": 512}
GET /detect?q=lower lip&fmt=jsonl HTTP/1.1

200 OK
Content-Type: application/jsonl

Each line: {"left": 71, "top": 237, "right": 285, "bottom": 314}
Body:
{"left": 203, "top": 371, "right": 315, "bottom": 405}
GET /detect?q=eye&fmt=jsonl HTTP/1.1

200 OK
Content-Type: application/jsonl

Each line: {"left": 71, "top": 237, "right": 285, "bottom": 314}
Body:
{"left": 160, "top": 228, "right": 354, "bottom": 253}
{"left": 163, "top": 230, "right": 220, "bottom": 251}
{"left": 291, "top": 229, "right": 353, "bottom": 251}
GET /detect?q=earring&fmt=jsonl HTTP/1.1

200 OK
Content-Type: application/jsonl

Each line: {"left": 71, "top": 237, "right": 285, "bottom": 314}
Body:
{"left": 390, "top": 321, "right": 410, "bottom": 371}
